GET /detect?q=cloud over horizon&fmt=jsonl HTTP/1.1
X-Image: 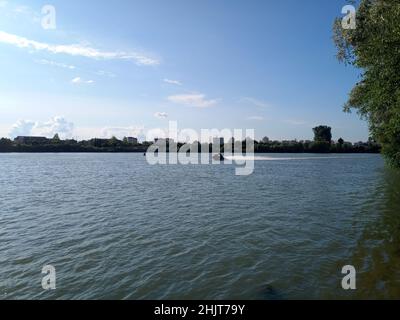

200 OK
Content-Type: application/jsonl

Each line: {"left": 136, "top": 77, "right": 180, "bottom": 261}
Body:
{"left": 9, "top": 119, "right": 36, "bottom": 138}
{"left": 9, "top": 117, "right": 74, "bottom": 139}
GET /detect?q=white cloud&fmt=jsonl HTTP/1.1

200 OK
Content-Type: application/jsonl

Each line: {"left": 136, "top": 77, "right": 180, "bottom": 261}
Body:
{"left": 35, "top": 117, "right": 74, "bottom": 138}
{"left": 154, "top": 112, "right": 168, "bottom": 119}
{"left": 71, "top": 77, "right": 94, "bottom": 84}
{"left": 9, "top": 117, "right": 74, "bottom": 139}
{"left": 9, "top": 119, "right": 36, "bottom": 138}
{"left": 247, "top": 116, "right": 264, "bottom": 121}
{"left": 0, "top": 1, "right": 8, "bottom": 8}
{"left": 96, "top": 70, "right": 116, "bottom": 78}
{"left": 164, "top": 78, "right": 182, "bottom": 86}
{"left": 240, "top": 97, "right": 269, "bottom": 108}
{"left": 167, "top": 93, "right": 218, "bottom": 108}
{"left": 0, "top": 31, "right": 160, "bottom": 66}
{"left": 35, "top": 59, "right": 76, "bottom": 70}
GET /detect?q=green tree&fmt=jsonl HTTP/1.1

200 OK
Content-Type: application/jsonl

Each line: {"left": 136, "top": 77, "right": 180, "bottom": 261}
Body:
{"left": 0, "top": 138, "right": 13, "bottom": 152}
{"left": 51, "top": 133, "right": 61, "bottom": 144}
{"left": 108, "top": 136, "right": 120, "bottom": 147}
{"left": 261, "top": 136, "right": 270, "bottom": 144}
{"left": 333, "top": 0, "right": 400, "bottom": 167}
{"left": 313, "top": 125, "right": 332, "bottom": 143}
{"left": 0, "top": 138, "right": 12, "bottom": 145}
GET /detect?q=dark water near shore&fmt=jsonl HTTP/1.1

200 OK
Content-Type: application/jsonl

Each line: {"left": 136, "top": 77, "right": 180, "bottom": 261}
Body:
{"left": 1, "top": 153, "right": 399, "bottom": 300}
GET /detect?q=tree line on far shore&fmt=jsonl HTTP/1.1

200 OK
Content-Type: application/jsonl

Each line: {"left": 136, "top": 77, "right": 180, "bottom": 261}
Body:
{"left": 254, "top": 125, "right": 380, "bottom": 153}
{"left": 0, "top": 126, "right": 381, "bottom": 154}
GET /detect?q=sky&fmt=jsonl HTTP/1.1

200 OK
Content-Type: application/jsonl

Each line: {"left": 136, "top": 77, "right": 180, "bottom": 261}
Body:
{"left": 0, "top": 0, "right": 369, "bottom": 142}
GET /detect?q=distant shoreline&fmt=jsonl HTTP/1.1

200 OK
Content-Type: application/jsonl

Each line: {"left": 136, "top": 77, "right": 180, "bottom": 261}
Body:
{"left": 0, "top": 150, "right": 381, "bottom": 154}
{"left": 0, "top": 134, "right": 381, "bottom": 154}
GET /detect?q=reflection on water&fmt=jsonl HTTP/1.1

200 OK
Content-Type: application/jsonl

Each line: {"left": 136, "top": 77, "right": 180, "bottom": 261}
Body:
{"left": 322, "top": 166, "right": 400, "bottom": 299}
{"left": 350, "top": 168, "right": 400, "bottom": 299}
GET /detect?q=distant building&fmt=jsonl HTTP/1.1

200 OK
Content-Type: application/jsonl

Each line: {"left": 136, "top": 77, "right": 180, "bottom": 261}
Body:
{"left": 14, "top": 136, "right": 49, "bottom": 145}
{"left": 126, "top": 137, "right": 138, "bottom": 144}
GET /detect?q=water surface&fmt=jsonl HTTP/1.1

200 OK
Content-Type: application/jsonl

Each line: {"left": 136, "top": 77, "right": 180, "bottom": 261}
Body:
{"left": 1, "top": 153, "right": 399, "bottom": 299}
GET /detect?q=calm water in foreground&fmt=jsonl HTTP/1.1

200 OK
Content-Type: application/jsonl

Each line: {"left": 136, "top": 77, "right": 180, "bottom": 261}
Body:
{"left": 1, "top": 153, "right": 400, "bottom": 300}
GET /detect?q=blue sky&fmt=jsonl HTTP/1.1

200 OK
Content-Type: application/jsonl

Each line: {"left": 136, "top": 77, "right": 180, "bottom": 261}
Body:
{"left": 0, "top": 0, "right": 368, "bottom": 141}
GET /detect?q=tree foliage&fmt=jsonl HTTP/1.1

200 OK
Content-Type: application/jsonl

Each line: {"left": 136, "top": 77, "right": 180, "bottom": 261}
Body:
{"left": 313, "top": 125, "right": 332, "bottom": 143}
{"left": 51, "top": 133, "right": 61, "bottom": 144}
{"left": 333, "top": 0, "right": 400, "bottom": 167}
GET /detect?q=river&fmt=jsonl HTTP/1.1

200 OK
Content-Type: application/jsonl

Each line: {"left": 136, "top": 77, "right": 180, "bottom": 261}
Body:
{"left": 0, "top": 153, "right": 399, "bottom": 299}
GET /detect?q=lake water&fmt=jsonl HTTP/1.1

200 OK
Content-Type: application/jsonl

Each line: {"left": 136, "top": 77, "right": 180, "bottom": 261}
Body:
{"left": 1, "top": 153, "right": 399, "bottom": 300}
